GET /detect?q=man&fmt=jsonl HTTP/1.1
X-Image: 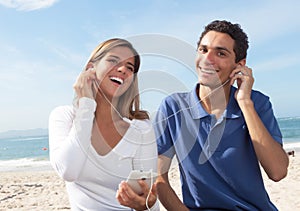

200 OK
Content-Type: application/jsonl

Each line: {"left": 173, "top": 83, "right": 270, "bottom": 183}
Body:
{"left": 154, "top": 20, "right": 289, "bottom": 210}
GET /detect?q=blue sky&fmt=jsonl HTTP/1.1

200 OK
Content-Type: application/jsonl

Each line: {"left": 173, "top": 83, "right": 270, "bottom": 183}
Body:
{"left": 0, "top": 0, "right": 299, "bottom": 132}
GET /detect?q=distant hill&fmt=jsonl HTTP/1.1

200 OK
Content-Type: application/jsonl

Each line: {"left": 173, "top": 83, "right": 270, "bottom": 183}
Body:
{"left": 0, "top": 128, "right": 48, "bottom": 139}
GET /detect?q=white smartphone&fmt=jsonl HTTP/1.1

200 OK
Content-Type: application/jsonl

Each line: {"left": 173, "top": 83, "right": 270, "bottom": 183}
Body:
{"left": 126, "top": 170, "right": 157, "bottom": 195}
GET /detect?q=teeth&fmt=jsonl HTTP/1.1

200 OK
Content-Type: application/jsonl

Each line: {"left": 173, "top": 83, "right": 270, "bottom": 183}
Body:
{"left": 200, "top": 68, "right": 217, "bottom": 74}
{"left": 110, "top": 76, "right": 124, "bottom": 85}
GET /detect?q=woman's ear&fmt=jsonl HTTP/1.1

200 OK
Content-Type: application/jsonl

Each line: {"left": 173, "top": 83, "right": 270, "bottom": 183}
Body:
{"left": 86, "top": 62, "right": 94, "bottom": 71}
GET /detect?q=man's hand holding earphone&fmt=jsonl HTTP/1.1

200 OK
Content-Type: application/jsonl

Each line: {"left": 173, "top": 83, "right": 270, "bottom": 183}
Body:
{"left": 229, "top": 65, "right": 254, "bottom": 106}
{"left": 73, "top": 68, "right": 98, "bottom": 99}
{"left": 116, "top": 180, "right": 157, "bottom": 210}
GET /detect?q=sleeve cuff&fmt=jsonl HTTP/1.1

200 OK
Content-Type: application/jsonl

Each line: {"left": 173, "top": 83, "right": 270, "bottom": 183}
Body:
{"left": 143, "top": 199, "right": 160, "bottom": 211}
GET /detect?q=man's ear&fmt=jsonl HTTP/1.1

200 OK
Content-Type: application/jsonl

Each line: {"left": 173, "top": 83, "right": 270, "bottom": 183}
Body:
{"left": 237, "top": 58, "right": 246, "bottom": 66}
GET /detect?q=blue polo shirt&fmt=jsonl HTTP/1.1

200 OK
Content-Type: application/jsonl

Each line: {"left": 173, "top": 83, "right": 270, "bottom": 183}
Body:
{"left": 154, "top": 84, "right": 282, "bottom": 211}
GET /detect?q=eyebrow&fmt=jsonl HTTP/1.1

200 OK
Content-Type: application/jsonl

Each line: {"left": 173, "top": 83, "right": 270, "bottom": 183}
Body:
{"left": 199, "top": 45, "right": 232, "bottom": 54}
{"left": 107, "top": 55, "right": 135, "bottom": 67}
{"left": 216, "top": 46, "right": 232, "bottom": 54}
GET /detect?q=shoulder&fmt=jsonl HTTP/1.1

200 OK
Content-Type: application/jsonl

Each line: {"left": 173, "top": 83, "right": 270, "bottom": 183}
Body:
{"left": 231, "top": 86, "right": 270, "bottom": 107}
{"left": 251, "top": 89, "right": 270, "bottom": 104}
{"left": 160, "top": 91, "right": 190, "bottom": 108}
{"left": 230, "top": 86, "right": 270, "bottom": 102}
{"left": 249, "top": 89, "right": 274, "bottom": 113}
{"left": 131, "top": 119, "right": 153, "bottom": 133}
{"left": 131, "top": 119, "right": 157, "bottom": 146}
{"left": 251, "top": 89, "right": 269, "bottom": 101}
{"left": 49, "top": 105, "right": 75, "bottom": 121}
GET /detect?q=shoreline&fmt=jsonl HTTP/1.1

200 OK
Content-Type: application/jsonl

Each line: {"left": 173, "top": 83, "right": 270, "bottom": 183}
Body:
{"left": 1, "top": 141, "right": 299, "bottom": 173}
{"left": 0, "top": 158, "right": 52, "bottom": 172}
{"left": 283, "top": 142, "right": 300, "bottom": 152}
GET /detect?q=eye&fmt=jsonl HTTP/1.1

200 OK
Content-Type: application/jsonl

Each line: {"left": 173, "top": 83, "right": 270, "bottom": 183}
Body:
{"left": 127, "top": 65, "right": 135, "bottom": 73}
{"left": 217, "top": 51, "right": 226, "bottom": 57}
{"left": 198, "top": 47, "right": 207, "bottom": 53}
{"left": 107, "top": 58, "right": 119, "bottom": 64}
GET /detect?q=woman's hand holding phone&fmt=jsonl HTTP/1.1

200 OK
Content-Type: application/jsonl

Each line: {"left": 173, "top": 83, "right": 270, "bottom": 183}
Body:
{"left": 116, "top": 179, "right": 157, "bottom": 210}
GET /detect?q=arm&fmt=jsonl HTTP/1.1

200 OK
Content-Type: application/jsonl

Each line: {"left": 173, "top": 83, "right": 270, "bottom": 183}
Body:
{"left": 48, "top": 98, "right": 96, "bottom": 181}
{"left": 239, "top": 100, "right": 288, "bottom": 181}
{"left": 156, "top": 155, "right": 188, "bottom": 211}
{"left": 230, "top": 65, "right": 289, "bottom": 181}
{"left": 49, "top": 68, "right": 98, "bottom": 181}
{"left": 152, "top": 99, "right": 187, "bottom": 210}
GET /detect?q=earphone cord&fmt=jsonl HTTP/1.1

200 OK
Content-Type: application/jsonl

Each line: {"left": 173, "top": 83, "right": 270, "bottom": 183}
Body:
{"left": 152, "top": 78, "right": 230, "bottom": 125}
{"left": 145, "top": 170, "right": 153, "bottom": 210}
{"left": 93, "top": 80, "right": 125, "bottom": 120}
{"left": 94, "top": 79, "right": 231, "bottom": 124}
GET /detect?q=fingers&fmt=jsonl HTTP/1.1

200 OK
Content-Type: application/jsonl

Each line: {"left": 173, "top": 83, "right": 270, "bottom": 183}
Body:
{"left": 138, "top": 179, "right": 150, "bottom": 195}
{"left": 138, "top": 180, "right": 158, "bottom": 208}
{"left": 116, "top": 181, "right": 142, "bottom": 208}
{"left": 116, "top": 181, "right": 131, "bottom": 204}
{"left": 73, "top": 68, "right": 97, "bottom": 99}
{"left": 116, "top": 180, "right": 157, "bottom": 210}
{"left": 230, "top": 65, "right": 253, "bottom": 86}
{"left": 151, "top": 182, "right": 157, "bottom": 196}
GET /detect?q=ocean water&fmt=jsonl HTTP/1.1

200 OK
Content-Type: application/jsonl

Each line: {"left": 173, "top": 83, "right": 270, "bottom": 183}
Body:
{"left": 0, "top": 135, "right": 50, "bottom": 171}
{"left": 0, "top": 117, "right": 299, "bottom": 171}
{"left": 277, "top": 117, "right": 300, "bottom": 143}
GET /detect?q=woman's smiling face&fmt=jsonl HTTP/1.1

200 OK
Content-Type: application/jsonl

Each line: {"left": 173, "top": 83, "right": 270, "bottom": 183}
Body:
{"left": 94, "top": 46, "right": 136, "bottom": 98}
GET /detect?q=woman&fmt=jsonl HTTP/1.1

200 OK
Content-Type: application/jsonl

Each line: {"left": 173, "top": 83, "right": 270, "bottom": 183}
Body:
{"left": 49, "top": 38, "right": 159, "bottom": 210}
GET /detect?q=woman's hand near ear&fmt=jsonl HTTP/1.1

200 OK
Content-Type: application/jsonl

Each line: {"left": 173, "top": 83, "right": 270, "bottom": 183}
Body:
{"left": 73, "top": 68, "right": 97, "bottom": 99}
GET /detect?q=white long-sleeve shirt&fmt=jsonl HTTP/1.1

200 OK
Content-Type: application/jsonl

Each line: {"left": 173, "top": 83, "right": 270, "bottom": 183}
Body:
{"left": 49, "top": 98, "right": 159, "bottom": 211}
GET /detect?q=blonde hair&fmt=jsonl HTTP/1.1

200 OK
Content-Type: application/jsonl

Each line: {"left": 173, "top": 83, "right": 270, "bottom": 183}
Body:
{"left": 73, "top": 38, "right": 149, "bottom": 120}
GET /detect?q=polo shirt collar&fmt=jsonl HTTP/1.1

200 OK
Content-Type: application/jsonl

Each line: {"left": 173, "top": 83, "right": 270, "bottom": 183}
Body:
{"left": 188, "top": 84, "right": 242, "bottom": 120}
{"left": 188, "top": 84, "right": 209, "bottom": 119}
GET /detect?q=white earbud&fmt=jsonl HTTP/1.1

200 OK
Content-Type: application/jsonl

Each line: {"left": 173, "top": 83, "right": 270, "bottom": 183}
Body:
{"left": 122, "top": 117, "right": 132, "bottom": 124}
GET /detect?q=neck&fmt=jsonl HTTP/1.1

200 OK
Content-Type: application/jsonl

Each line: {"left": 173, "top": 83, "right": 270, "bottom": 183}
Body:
{"left": 198, "top": 81, "right": 231, "bottom": 118}
{"left": 95, "top": 93, "right": 122, "bottom": 123}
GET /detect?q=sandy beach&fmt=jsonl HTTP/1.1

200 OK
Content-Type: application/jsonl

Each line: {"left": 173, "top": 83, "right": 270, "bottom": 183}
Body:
{"left": 0, "top": 149, "right": 299, "bottom": 211}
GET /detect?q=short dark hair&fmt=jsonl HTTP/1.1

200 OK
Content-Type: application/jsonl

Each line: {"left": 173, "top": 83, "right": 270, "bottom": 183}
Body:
{"left": 197, "top": 20, "right": 249, "bottom": 63}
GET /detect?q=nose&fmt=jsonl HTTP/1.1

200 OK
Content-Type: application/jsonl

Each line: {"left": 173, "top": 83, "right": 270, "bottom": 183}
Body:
{"left": 203, "top": 50, "right": 215, "bottom": 64}
{"left": 116, "top": 63, "right": 127, "bottom": 74}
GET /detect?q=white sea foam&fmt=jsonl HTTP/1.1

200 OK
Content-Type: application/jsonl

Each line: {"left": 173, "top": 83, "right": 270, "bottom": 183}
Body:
{"left": 0, "top": 157, "right": 52, "bottom": 172}
{"left": 283, "top": 142, "right": 300, "bottom": 153}
{"left": 3, "top": 136, "right": 47, "bottom": 142}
